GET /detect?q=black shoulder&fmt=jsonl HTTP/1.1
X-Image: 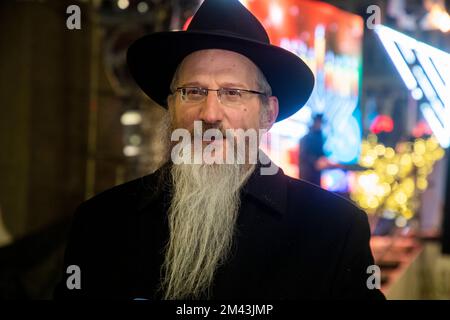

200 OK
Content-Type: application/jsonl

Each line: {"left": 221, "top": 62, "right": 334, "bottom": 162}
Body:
{"left": 77, "top": 165, "right": 166, "bottom": 218}
{"left": 81, "top": 176, "right": 145, "bottom": 209}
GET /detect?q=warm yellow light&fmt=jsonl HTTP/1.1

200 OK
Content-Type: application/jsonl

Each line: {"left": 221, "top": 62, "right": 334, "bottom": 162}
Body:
{"left": 357, "top": 173, "right": 379, "bottom": 194}
{"left": 412, "top": 154, "right": 425, "bottom": 167}
{"left": 414, "top": 139, "right": 426, "bottom": 155}
{"left": 117, "top": 0, "right": 129, "bottom": 10}
{"left": 375, "top": 144, "right": 386, "bottom": 156}
{"left": 121, "top": 111, "right": 142, "bottom": 125}
{"left": 385, "top": 175, "right": 395, "bottom": 184}
{"left": 403, "top": 178, "right": 415, "bottom": 195}
{"left": 386, "top": 197, "right": 397, "bottom": 209}
{"left": 426, "top": 137, "right": 439, "bottom": 150}
{"left": 376, "top": 185, "right": 386, "bottom": 197}
{"left": 398, "top": 166, "right": 412, "bottom": 179}
{"left": 360, "top": 155, "right": 375, "bottom": 167}
{"left": 123, "top": 145, "right": 139, "bottom": 157}
{"left": 403, "top": 209, "right": 414, "bottom": 219}
{"left": 374, "top": 162, "right": 386, "bottom": 174}
{"left": 435, "top": 148, "right": 445, "bottom": 160}
{"left": 385, "top": 147, "right": 395, "bottom": 159}
{"left": 353, "top": 136, "right": 444, "bottom": 220}
{"left": 361, "top": 141, "right": 371, "bottom": 154}
{"left": 359, "top": 198, "right": 368, "bottom": 209}
{"left": 400, "top": 154, "right": 412, "bottom": 166}
{"left": 395, "top": 192, "right": 407, "bottom": 204}
{"left": 367, "top": 197, "right": 379, "bottom": 209}
{"left": 417, "top": 178, "right": 428, "bottom": 190}
{"left": 387, "top": 164, "right": 399, "bottom": 175}
{"left": 395, "top": 216, "right": 408, "bottom": 228}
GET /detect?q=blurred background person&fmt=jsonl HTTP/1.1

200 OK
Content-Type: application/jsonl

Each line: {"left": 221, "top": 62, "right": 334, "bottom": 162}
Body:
{"left": 299, "top": 114, "right": 335, "bottom": 186}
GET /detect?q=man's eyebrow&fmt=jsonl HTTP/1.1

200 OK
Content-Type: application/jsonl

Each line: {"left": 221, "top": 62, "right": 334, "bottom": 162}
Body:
{"left": 220, "top": 82, "right": 249, "bottom": 89}
{"left": 178, "top": 81, "right": 250, "bottom": 89}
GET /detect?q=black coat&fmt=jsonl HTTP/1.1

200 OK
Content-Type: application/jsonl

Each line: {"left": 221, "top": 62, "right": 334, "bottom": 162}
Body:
{"left": 54, "top": 162, "right": 385, "bottom": 300}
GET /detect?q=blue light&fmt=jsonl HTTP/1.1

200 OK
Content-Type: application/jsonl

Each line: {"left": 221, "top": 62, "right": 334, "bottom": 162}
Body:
{"left": 374, "top": 25, "right": 418, "bottom": 90}
{"left": 325, "top": 114, "right": 361, "bottom": 163}
{"left": 321, "top": 168, "right": 348, "bottom": 192}
{"left": 412, "top": 88, "right": 424, "bottom": 100}
{"left": 420, "top": 103, "right": 450, "bottom": 148}
{"left": 375, "top": 24, "right": 450, "bottom": 148}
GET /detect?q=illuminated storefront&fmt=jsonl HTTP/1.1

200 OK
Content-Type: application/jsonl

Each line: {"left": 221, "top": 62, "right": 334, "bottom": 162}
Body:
{"left": 243, "top": 0, "right": 364, "bottom": 189}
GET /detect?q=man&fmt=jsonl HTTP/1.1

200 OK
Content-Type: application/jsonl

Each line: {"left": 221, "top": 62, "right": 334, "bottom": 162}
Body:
{"left": 54, "top": 0, "right": 385, "bottom": 300}
{"left": 299, "top": 114, "right": 329, "bottom": 186}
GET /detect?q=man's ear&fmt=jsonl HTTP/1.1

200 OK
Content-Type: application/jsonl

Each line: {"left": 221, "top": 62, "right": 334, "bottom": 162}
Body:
{"left": 167, "top": 93, "right": 174, "bottom": 107}
{"left": 264, "top": 96, "right": 279, "bottom": 130}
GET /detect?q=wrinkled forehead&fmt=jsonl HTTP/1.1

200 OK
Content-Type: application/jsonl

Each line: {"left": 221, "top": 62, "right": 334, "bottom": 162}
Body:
{"left": 176, "top": 49, "right": 259, "bottom": 87}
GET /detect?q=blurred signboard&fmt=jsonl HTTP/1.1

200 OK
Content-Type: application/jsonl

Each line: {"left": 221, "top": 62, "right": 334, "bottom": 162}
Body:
{"left": 244, "top": 0, "right": 364, "bottom": 191}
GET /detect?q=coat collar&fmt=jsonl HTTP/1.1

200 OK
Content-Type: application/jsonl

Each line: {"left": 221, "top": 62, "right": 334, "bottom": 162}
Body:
{"left": 136, "top": 155, "right": 288, "bottom": 217}
{"left": 241, "top": 159, "right": 287, "bottom": 216}
{"left": 136, "top": 161, "right": 172, "bottom": 213}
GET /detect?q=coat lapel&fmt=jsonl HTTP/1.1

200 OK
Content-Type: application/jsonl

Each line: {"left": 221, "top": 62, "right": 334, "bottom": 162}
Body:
{"left": 241, "top": 160, "right": 288, "bottom": 217}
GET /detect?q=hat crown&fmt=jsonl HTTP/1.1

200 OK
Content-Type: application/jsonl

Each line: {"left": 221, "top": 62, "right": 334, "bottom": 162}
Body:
{"left": 187, "top": 0, "right": 270, "bottom": 44}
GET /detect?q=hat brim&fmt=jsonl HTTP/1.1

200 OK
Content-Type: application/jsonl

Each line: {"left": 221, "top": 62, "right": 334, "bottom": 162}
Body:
{"left": 127, "top": 31, "right": 314, "bottom": 122}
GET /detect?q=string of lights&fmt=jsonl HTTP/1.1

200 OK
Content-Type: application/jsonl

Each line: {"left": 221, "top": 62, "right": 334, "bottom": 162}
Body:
{"left": 350, "top": 134, "right": 445, "bottom": 227}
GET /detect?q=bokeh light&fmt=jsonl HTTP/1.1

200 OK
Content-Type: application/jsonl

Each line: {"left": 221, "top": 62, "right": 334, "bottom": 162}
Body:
{"left": 350, "top": 135, "right": 444, "bottom": 220}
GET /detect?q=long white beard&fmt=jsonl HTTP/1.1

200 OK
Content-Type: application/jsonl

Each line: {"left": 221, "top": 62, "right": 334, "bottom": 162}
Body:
{"left": 160, "top": 162, "right": 254, "bottom": 300}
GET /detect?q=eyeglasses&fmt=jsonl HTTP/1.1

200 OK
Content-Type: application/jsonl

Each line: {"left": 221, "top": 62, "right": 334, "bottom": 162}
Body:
{"left": 174, "top": 86, "right": 267, "bottom": 107}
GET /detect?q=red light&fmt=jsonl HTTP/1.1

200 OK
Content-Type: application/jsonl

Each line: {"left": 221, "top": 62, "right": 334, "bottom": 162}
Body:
{"left": 370, "top": 115, "right": 394, "bottom": 134}
{"left": 412, "top": 120, "right": 433, "bottom": 138}
{"left": 182, "top": 16, "right": 193, "bottom": 31}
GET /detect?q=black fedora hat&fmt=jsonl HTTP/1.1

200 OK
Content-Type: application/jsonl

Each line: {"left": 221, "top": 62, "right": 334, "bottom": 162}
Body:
{"left": 127, "top": 0, "right": 314, "bottom": 122}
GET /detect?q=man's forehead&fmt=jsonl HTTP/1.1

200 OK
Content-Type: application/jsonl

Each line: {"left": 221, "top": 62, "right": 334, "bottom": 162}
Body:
{"left": 177, "top": 49, "right": 259, "bottom": 82}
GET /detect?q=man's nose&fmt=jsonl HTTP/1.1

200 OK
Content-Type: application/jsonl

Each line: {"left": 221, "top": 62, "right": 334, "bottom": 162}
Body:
{"left": 198, "top": 91, "right": 224, "bottom": 124}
